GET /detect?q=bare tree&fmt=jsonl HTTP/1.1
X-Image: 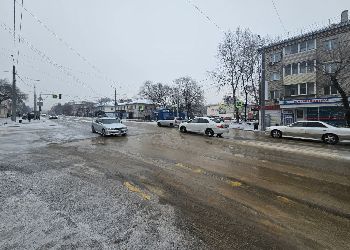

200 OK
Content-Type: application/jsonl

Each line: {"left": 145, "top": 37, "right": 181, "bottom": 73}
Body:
{"left": 139, "top": 81, "right": 171, "bottom": 107}
{"left": 97, "top": 97, "right": 112, "bottom": 107}
{"left": 173, "top": 77, "right": 205, "bottom": 118}
{"left": 317, "top": 36, "right": 350, "bottom": 126}
{"left": 0, "top": 78, "right": 27, "bottom": 105}
{"left": 209, "top": 28, "right": 247, "bottom": 122}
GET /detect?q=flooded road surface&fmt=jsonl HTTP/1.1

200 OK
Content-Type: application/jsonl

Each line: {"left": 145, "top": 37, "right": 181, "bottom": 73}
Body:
{"left": 1, "top": 117, "right": 349, "bottom": 249}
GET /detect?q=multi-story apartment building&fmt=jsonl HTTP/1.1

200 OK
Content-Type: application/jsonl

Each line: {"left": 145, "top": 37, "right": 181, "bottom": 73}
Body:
{"left": 260, "top": 10, "right": 350, "bottom": 128}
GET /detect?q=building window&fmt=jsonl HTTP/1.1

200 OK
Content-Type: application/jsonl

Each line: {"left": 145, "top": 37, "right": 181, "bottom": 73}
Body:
{"left": 300, "top": 62, "right": 307, "bottom": 73}
{"left": 284, "top": 64, "right": 291, "bottom": 76}
{"left": 285, "top": 84, "right": 298, "bottom": 96}
{"left": 324, "top": 39, "right": 338, "bottom": 50}
{"left": 271, "top": 72, "right": 281, "bottom": 81}
{"left": 324, "top": 85, "right": 338, "bottom": 95}
{"left": 300, "top": 41, "right": 307, "bottom": 52}
{"left": 300, "top": 83, "right": 307, "bottom": 95}
{"left": 307, "top": 60, "right": 315, "bottom": 73}
{"left": 324, "top": 63, "right": 338, "bottom": 74}
{"left": 292, "top": 63, "right": 298, "bottom": 75}
{"left": 307, "top": 82, "right": 315, "bottom": 95}
{"left": 270, "top": 52, "right": 281, "bottom": 63}
{"left": 307, "top": 39, "right": 316, "bottom": 50}
{"left": 270, "top": 90, "right": 280, "bottom": 100}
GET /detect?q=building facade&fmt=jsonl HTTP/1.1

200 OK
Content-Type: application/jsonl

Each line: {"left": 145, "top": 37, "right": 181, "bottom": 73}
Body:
{"left": 260, "top": 11, "right": 350, "bottom": 128}
{"left": 0, "top": 100, "right": 10, "bottom": 118}
{"left": 97, "top": 99, "right": 156, "bottom": 120}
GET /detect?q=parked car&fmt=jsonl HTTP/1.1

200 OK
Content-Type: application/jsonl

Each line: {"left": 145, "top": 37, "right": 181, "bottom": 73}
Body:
{"left": 266, "top": 121, "right": 350, "bottom": 145}
{"left": 92, "top": 117, "right": 127, "bottom": 136}
{"left": 179, "top": 117, "right": 229, "bottom": 137}
{"left": 49, "top": 115, "right": 58, "bottom": 119}
{"left": 157, "top": 117, "right": 184, "bottom": 127}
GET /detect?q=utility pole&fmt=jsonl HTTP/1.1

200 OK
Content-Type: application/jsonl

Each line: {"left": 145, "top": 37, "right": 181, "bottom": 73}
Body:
{"left": 11, "top": 0, "right": 16, "bottom": 122}
{"left": 260, "top": 49, "right": 266, "bottom": 131}
{"left": 114, "top": 88, "right": 117, "bottom": 118}
{"left": 34, "top": 85, "right": 37, "bottom": 119}
{"left": 11, "top": 65, "right": 16, "bottom": 121}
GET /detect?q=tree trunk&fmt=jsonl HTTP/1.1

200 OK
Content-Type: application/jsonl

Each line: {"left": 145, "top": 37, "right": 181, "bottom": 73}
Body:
{"left": 244, "top": 90, "right": 248, "bottom": 121}
{"left": 331, "top": 76, "right": 350, "bottom": 127}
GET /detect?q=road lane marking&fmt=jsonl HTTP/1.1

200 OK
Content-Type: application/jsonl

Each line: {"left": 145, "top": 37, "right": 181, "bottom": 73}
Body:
{"left": 228, "top": 181, "right": 242, "bottom": 187}
{"left": 277, "top": 196, "right": 292, "bottom": 204}
{"left": 124, "top": 182, "right": 151, "bottom": 200}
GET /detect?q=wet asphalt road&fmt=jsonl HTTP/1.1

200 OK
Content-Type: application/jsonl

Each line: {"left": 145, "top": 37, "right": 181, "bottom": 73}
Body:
{"left": 1, "top": 117, "right": 350, "bottom": 249}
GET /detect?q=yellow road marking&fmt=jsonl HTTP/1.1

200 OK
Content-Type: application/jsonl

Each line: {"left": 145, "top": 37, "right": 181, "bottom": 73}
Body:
{"left": 175, "top": 163, "right": 187, "bottom": 168}
{"left": 193, "top": 168, "right": 202, "bottom": 174}
{"left": 277, "top": 196, "right": 291, "bottom": 204}
{"left": 124, "top": 182, "right": 151, "bottom": 200}
{"left": 228, "top": 181, "right": 242, "bottom": 187}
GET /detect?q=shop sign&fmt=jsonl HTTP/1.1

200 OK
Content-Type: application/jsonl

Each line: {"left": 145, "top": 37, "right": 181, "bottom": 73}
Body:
{"left": 280, "top": 97, "right": 345, "bottom": 105}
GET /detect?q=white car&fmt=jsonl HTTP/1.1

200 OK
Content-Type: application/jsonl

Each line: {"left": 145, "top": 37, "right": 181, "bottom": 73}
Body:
{"left": 157, "top": 117, "right": 184, "bottom": 127}
{"left": 266, "top": 121, "right": 350, "bottom": 145}
{"left": 179, "top": 117, "right": 229, "bottom": 137}
{"left": 92, "top": 117, "right": 128, "bottom": 136}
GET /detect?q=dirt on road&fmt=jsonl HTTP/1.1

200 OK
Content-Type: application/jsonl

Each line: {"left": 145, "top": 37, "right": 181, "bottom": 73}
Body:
{"left": 1, "top": 118, "right": 349, "bottom": 249}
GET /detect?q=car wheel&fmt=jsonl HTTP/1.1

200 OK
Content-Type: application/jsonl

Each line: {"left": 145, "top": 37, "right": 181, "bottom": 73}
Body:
{"left": 91, "top": 125, "right": 96, "bottom": 133}
{"left": 205, "top": 129, "right": 214, "bottom": 137}
{"left": 157, "top": 122, "right": 162, "bottom": 127}
{"left": 322, "top": 133, "right": 339, "bottom": 145}
{"left": 180, "top": 126, "right": 187, "bottom": 133}
{"left": 122, "top": 133, "right": 127, "bottom": 136}
{"left": 217, "top": 133, "right": 223, "bottom": 138}
{"left": 101, "top": 129, "right": 106, "bottom": 137}
{"left": 271, "top": 129, "right": 282, "bottom": 138}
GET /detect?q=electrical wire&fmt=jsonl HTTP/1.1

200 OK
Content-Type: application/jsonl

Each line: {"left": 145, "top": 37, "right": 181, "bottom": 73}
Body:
{"left": 271, "top": 0, "right": 287, "bottom": 34}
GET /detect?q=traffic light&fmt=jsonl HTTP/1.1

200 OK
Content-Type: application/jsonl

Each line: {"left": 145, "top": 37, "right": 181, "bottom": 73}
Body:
{"left": 59, "top": 94, "right": 62, "bottom": 99}
{"left": 52, "top": 94, "right": 58, "bottom": 99}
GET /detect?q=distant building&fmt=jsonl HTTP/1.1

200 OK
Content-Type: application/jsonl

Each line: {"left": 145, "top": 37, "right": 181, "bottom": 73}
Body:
{"left": 97, "top": 99, "right": 156, "bottom": 120}
{"left": 0, "top": 100, "right": 10, "bottom": 118}
{"left": 260, "top": 10, "right": 350, "bottom": 129}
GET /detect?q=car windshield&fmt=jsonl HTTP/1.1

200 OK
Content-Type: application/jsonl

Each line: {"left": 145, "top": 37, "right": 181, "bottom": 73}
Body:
{"left": 322, "top": 121, "right": 340, "bottom": 128}
{"left": 101, "top": 119, "right": 120, "bottom": 124}
{"left": 211, "top": 118, "right": 222, "bottom": 123}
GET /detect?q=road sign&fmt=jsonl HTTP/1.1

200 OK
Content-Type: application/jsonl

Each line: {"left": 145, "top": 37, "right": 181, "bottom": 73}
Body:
{"left": 37, "top": 101, "right": 43, "bottom": 107}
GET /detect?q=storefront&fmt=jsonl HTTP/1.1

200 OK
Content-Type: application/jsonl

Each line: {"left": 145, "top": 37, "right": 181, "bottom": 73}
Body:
{"left": 279, "top": 97, "right": 348, "bottom": 126}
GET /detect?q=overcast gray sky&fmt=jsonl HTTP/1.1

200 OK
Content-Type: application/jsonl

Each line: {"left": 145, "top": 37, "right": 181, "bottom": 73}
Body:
{"left": 0, "top": 0, "right": 349, "bottom": 109}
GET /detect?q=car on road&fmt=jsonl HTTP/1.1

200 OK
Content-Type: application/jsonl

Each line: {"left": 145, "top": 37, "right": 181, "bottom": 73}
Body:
{"left": 179, "top": 117, "right": 229, "bottom": 137}
{"left": 92, "top": 117, "right": 128, "bottom": 136}
{"left": 157, "top": 117, "right": 184, "bottom": 127}
{"left": 266, "top": 121, "right": 350, "bottom": 145}
{"left": 49, "top": 115, "right": 58, "bottom": 119}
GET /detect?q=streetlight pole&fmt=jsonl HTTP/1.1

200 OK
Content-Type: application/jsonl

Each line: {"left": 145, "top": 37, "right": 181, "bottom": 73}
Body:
{"left": 11, "top": 65, "right": 16, "bottom": 121}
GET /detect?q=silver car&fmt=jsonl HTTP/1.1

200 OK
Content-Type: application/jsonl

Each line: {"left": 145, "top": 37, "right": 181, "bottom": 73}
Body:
{"left": 266, "top": 121, "right": 350, "bottom": 145}
{"left": 92, "top": 118, "right": 128, "bottom": 136}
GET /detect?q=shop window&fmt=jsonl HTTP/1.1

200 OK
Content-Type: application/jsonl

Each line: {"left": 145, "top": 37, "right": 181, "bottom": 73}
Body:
{"left": 296, "top": 109, "right": 304, "bottom": 119}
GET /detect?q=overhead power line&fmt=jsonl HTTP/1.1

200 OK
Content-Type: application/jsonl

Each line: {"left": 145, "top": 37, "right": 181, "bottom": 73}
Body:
{"left": 185, "top": 0, "right": 224, "bottom": 33}
{"left": 1, "top": 22, "right": 103, "bottom": 97}
{"left": 14, "top": 0, "right": 121, "bottom": 90}
{"left": 271, "top": 0, "right": 287, "bottom": 34}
